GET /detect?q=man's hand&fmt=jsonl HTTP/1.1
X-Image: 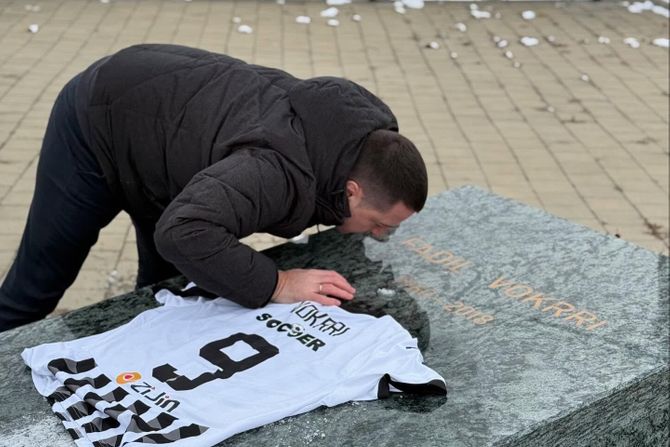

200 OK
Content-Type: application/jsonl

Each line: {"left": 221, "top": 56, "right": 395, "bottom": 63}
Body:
{"left": 271, "top": 269, "right": 356, "bottom": 306}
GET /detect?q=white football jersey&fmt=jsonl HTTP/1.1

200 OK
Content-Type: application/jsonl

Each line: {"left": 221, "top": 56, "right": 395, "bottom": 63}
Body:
{"left": 22, "top": 287, "right": 446, "bottom": 447}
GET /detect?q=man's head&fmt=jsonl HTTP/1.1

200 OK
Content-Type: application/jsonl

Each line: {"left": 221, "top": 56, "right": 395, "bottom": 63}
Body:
{"left": 336, "top": 130, "right": 428, "bottom": 241}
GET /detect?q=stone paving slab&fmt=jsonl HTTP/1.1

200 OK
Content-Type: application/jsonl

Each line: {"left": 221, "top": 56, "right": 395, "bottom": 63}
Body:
{"left": 0, "top": 0, "right": 667, "bottom": 315}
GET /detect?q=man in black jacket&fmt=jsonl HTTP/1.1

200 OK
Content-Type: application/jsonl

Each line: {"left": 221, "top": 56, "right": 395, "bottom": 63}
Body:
{"left": 0, "top": 44, "right": 428, "bottom": 332}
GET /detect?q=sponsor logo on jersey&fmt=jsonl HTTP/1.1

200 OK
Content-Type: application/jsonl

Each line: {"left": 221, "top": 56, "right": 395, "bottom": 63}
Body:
{"left": 116, "top": 371, "right": 142, "bottom": 384}
{"left": 129, "top": 380, "right": 181, "bottom": 412}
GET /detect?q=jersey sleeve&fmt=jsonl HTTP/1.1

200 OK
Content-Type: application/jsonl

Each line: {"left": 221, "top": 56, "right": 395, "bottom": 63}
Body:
{"left": 321, "top": 315, "right": 446, "bottom": 406}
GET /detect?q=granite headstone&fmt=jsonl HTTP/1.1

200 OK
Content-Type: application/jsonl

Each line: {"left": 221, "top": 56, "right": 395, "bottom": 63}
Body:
{"left": 1, "top": 186, "right": 668, "bottom": 446}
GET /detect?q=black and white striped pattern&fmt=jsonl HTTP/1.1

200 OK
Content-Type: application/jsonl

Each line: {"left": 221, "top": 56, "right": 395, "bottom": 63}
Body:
{"left": 41, "top": 357, "right": 208, "bottom": 446}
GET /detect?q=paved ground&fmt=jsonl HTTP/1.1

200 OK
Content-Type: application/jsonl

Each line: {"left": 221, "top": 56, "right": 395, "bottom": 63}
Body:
{"left": 0, "top": 0, "right": 667, "bottom": 315}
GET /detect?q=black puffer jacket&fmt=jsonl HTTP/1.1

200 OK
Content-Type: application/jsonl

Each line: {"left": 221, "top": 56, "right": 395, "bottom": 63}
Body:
{"left": 74, "top": 44, "right": 398, "bottom": 308}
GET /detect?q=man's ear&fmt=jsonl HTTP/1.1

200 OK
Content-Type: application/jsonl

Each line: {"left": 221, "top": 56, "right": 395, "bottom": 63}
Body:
{"left": 346, "top": 180, "right": 363, "bottom": 207}
{"left": 346, "top": 180, "right": 359, "bottom": 197}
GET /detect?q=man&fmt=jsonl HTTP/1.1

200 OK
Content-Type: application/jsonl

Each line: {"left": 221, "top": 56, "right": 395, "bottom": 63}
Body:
{"left": 0, "top": 44, "right": 427, "bottom": 332}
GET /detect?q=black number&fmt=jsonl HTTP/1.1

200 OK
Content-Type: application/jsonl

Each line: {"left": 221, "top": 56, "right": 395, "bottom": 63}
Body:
{"left": 153, "top": 333, "right": 279, "bottom": 391}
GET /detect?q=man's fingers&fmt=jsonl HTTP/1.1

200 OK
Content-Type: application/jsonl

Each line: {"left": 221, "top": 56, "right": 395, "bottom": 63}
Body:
{"left": 319, "top": 283, "right": 354, "bottom": 301}
{"left": 317, "top": 270, "right": 356, "bottom": 293}
{"left": 308, "top": 293, "right": 342, "bottom": 306}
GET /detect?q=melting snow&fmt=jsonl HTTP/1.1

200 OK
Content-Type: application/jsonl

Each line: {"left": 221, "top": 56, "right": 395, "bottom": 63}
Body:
{"left": 520, "top": 36, "right": 539, "bottom": 47}
{"left": 623, "top": 37, "right": 641, "bottom": 48}
{"left": 652, "top": 37, "right": 669, "bottom": 47}
{"left": 237, "top": 25, "right": 253, "bottom": 34}
{"left": 521, "top": 10, "right": 536, "bottom": 20}
{"left": 471, "top": 10, "right": 491, "bottom": 19}
{"left": 320, "top": 7, "right": 338, "bottom": 18}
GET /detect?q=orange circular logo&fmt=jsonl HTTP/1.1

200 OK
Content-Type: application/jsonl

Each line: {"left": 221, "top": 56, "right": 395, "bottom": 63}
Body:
{"left": 116, "top": 371, "right": 142, "bottom": 384}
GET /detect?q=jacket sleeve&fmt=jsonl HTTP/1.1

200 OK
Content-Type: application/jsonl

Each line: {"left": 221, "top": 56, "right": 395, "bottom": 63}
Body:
{"left": 154, "top": 149, "right": 298, "bottom": 308}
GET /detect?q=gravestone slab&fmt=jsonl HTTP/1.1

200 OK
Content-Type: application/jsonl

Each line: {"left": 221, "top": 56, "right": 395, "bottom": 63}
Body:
{"left": 0, "top": 186, "right": 668, "bottom": 446}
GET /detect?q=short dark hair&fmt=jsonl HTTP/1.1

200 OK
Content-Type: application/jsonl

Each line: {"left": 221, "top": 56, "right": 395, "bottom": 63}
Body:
{"left": 350, "top": 129, "right": 428, "bottom": 212}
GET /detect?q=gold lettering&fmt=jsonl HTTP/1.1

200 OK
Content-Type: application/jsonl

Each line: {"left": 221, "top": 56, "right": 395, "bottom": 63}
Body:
{"left": 465, "top": 311, "right": 482, "bottom": 320}
{"left": 489, "top": 276, "right": 516, "bottom": 290}
{"left": 489, "top": 273, "right": 608, "bottom": 331}
{"left": 541, "top": 301, "right": 576, "bottom": 318}
{"left": 564, "top": 310, "right": 598, "bottom": 327}
{"left": 520, "top": 293, "right": 551, "bottom": 309}
{"left": 446, "top": 260, "right": 472, "bottom": 273}
{"left": 402, "top": 238, "right": 473, "bottom": 274}
{"left": 426, "top": 250, "right": 454, "bottom": 264}
{"left": 402, "top": 237, "right": 432, "bottom": 255}
{"left": 455, "top": 306, "right": 478, "bottom": 316}
{"left": 504, "top": 285, "right": 534, "bottom": 299}
{"left": 401, "top": 237, "right": 422, "bottom": 249}
{"left": 586, "top": 320, "right": 608, "bottom": 331}
{"left": 395, "top": 275, "right": 440, "bottom": 303}
{"left": 473, "top": 314, "right": 495, "bottom": 325}
{"left": 444, "top": 301, "right": 495, "bottom": 326}
{"left": 444, "top": 301, "right": 463, "bottom": 313}
{"left": 417, "top": 243, "right": 433, "bottom": 255}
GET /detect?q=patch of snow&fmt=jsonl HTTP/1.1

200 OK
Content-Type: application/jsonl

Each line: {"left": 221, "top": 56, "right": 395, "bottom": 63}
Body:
{"left": 623, "top": 37, "right": 640, "bottom": 48}
{"left": 377, "top": 288, "right": 397, "bottom": 297}
{"left": 237, "top": 24, "right": 253, "bottom": 34}
{"left": 403, "top": 0, "right": 424, "bottom": 9}
{"left": 627, "top": 1, "right": 669, "bottom": 17}
{"left": 520, "top": 36, "right": 539, "bottom": 47}
{"left": 320, "top": 7, "right": 338, "bottom": 18}
{"left": 652, "top": 37, "right": 669, "bottom": 47}
{"left": 521, "top": 10, "right": 536, "bottom": 20}
{"left": 394, "top": 1, "right": 406, "bottom": 14}
{"left": 471, "top": 10, "right": 491, "bottom": 19}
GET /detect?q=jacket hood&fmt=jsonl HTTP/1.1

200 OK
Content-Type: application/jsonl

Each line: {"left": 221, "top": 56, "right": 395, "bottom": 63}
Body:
{"left": 287, "top": 77, "right": 398, "bottom": 226}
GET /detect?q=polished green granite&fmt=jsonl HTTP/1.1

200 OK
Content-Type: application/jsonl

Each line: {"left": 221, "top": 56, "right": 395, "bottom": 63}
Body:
{"left": 1, "top": 186, "right": 668, "bottom": 446}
